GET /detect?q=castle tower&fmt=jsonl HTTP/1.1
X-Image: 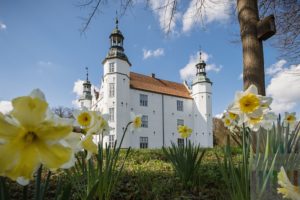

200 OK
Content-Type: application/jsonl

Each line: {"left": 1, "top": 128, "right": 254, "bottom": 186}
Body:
{"left": 79, "top": 67, "right": 92, "bottom": 109}
{"left": 101, "top": 17, "right": 131, "bottom": 147}
{"left": 191, "top": 52, "right": 213, "bottom": 147}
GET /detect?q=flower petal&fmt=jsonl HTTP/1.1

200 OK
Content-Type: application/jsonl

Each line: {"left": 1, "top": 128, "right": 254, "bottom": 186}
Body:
{"left": 81, "top": 134, "right": 98, "bottom": 155}
{"left": 36, "top": 121, "right": 72, "bottom": 141}
{"left": 36, "top": 142, "right": 72, "bottom": 170}
{"left": 0, "top": 143, "right": 20, "bottom": 173}
{"left": 11, "top": 96, "right": 48, "bottom": 127}
{"left": 5, "top": 144, "right": 40, "bottom": 182}
{"left": 245, "top": 84, "right": 258, "bottom": 94}
{"left": 0, "top": 113, "right": 22, "bottom": 141}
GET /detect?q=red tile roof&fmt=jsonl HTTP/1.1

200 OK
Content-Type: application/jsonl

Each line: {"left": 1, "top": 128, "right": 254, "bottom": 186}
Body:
{"left": 130, "top": 72, "right": 192, "bottom": 99}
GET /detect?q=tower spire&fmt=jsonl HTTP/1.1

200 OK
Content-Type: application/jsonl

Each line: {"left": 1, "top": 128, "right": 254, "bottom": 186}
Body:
{"left": 79, "top": 67, "right": 92, "bottom": 109}
{"left": 115, "top": 10, "right": 119, "bottom": 29}
{"left": 85, "top": 67, "right": 89, "bottom": 81}
{"left": 102, "top": 15, "right": 131, "bottom": 66}
{"left": 192, "top": 48, "right": 212, "bottom": 85}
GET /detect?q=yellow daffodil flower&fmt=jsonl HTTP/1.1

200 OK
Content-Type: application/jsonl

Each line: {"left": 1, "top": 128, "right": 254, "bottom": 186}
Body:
{"left": 228, "top": 112, "right": 238, "bottom": 120}
{"left": 81, "top": 134, "right": 98, "bottom": 160}
{"left": 132, "top": 116, "right": 142, "bottom": 129}
{"left": 277, "top": 167, "right": 300, "bottom": 200}
{"left": 239, "top": 93, "right": 260, "bottom": 114}
{"left": 178, "top": 125, "right": 192, "bottom": 139}
{"left": 0, "top": 89, "right": 73, "bottom": 185}
{"left": 130, "top": 112, "right": 142, "bottom": 131}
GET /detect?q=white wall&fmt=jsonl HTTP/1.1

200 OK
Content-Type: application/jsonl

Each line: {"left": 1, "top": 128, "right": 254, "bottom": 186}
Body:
{"left": 192, "top": 82, "right": 213, "bottom": 147}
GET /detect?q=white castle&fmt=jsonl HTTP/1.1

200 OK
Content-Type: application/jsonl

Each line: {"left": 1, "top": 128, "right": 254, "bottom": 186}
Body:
{"left": 78, "top": 19, "right": 213, "bottom": 148}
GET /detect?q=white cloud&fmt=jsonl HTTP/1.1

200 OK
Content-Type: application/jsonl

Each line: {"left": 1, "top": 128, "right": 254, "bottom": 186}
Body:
{"left": 0, "top": 22, "right": 7, "bottom": 30}
{"left": 214, "top": 112, "right": 224, "bottom": 119}
{"left": 0, "top": 101, "right": 12, "bottom": 114}
{"left": 266, "top": 63, "right": 300, "bottom": 113}
{"left": 266, "top": 59, "right": 287, "bottom": 76}
{"left": 36, "top": 60, "right": 56, "bottom": 74}
{"left": 72, "top": 79, "right": 99, "bottom": 108}
{"left": 179, "top": 51, "right": 222, "bottom": 80}
{"left": 182, "top": 0, "right": 234, "bottom": 33}
{"left": 148, "top": 0, "right": 181, "bottom": 33}
{"left": 143, "top": 48, "right": 165, "bottom": 59}
{"left": 37, "top": 61, "right": 53, "bottom": 66}
{"left": 238, "top": 73, "right": 243, "bottom": 80}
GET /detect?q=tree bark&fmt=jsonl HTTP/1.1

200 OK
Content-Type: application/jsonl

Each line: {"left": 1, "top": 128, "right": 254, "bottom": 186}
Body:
{"left": 237, "top": 0, "right": 266, "bottom": 95}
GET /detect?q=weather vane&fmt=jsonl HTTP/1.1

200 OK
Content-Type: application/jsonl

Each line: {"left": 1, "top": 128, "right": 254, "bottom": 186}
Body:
{"left": 198, "top": 45, "right": 202, "bottom": 61}
{"left": 115, "top": 10, "right": 119, "bottom": 29}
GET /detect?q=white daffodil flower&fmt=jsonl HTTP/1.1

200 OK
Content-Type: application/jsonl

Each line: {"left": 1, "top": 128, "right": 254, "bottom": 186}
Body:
{"left": 277, "top": 166, "right": 300, "bottom": 200}
{"left": 228, "top": 85, "right": 273, "bottom": 126}
{"left": 284, "top": 112, "right": 297, "bottom": 128}
{"left": 73, "top": 109, "right": 95, "bottom": 130}
{"left": 130, "top": 112, "right": 142, "bottom": 132}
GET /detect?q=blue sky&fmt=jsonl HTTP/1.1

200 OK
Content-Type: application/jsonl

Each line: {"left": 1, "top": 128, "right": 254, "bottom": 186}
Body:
{"left": 0, "top": 0, "right": 299, "bottom": 117}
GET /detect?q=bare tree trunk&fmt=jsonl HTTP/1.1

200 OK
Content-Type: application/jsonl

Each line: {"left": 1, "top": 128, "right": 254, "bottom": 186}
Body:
{"left": 237, "top": 0, "right": 266, "bottom": 95}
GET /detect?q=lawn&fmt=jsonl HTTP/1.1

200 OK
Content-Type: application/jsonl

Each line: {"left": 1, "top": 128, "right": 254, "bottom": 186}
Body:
{"left": 5, "top": 147, "right": 241, "bottom": 200}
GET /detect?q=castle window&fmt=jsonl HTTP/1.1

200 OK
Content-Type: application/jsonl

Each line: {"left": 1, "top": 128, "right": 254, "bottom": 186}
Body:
{"left": 178, "top": 138, "right": 184, "bottom": 147}
{"left": 141, "top": 115, "right": 148, "bottom": 128}
{"left": 109, "top": 62, "right": 115, "bottom": 73}
{"left": 109, "top": 107, "right": 114, "bottom": 122}
{"left": 177, "top": 119, "right": 184, "bottom": 127}
{"left": 140, "top": 94, "right": 148, "bottom": 107}
{"left": 140, "top": 137, "right": 148, "bottom": 149}
{"left": 108, "top": 135, "right": 115, "bottom": 148}
{"left": 177, "top": 100, "right": 183, "bottom": 111}
{"left": 109, "top": 83, "right": 115, "bottom": 97}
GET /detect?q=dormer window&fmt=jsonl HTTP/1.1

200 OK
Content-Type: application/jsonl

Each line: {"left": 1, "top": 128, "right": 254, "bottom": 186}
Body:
{"left": 109, "top": 63, "right": 115, "bottom": 73}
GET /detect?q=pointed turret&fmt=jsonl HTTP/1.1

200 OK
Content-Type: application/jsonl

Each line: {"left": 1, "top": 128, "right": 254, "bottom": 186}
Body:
{"left": 79, "top": 67, "right": 92, "bottom": 109}
{"left": 193, "top": 52, "right": 212, "bottom": 85}
{"left": 102, "top": 17, "right": 131, "bottom": 66}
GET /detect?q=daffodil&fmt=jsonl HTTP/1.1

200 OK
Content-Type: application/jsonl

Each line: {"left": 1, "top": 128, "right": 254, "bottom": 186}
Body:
{"left": 277, "top": 167, "right": 300, "bottom": 200}
{"left": 0, "top": 89, "right": 73, "bottom": 185}
{"left": 260, "top": 112, "right": 277, "bottom": 130}
{"left": 228, "top": 112, "right": 238, "bottom": 121}
{"left": 247, "top": 114, "right": 264, "bottom": 131}
{"left": 81, "top": 134, "right": 98, "bottom": 160}
{"left": 244, "top": 111, "right": 277, "bottom": 131}
{"left": 178, "top": 125, "right": 192, "bottom": 139}
{"left": 229, "top": 85, "right": 260, "bottom": 116}
{"left": 73, "top": 109, "right": 95, "bottom": 130}
{"left": 222, "top": 115, "right": 234, "bottom": 128}
{"left": 87, "top": 112, "right": 111, "bottom": 135}
{"left": 130, "top": 112, "right": 142, "bottom": 131}
{"left": 284, "top": 112, "right": 297, "bottom": 128}
{"left": 229, "top": 85, "right": 272, "bottom": 124}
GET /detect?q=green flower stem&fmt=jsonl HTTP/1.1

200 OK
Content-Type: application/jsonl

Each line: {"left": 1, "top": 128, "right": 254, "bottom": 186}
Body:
{"left": 35, "top": 165, "right": 43, "bottom": 200}
{"left": 0, "top": 177, "right": 9, "bottom": 200}
{"left": 22, "top": 185, "right": 28, "bottom": 200}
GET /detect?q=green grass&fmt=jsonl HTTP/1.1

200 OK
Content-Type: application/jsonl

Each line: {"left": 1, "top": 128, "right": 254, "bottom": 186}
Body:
{"left": 5, "top": 147, "right": 241, "bottom": 200}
